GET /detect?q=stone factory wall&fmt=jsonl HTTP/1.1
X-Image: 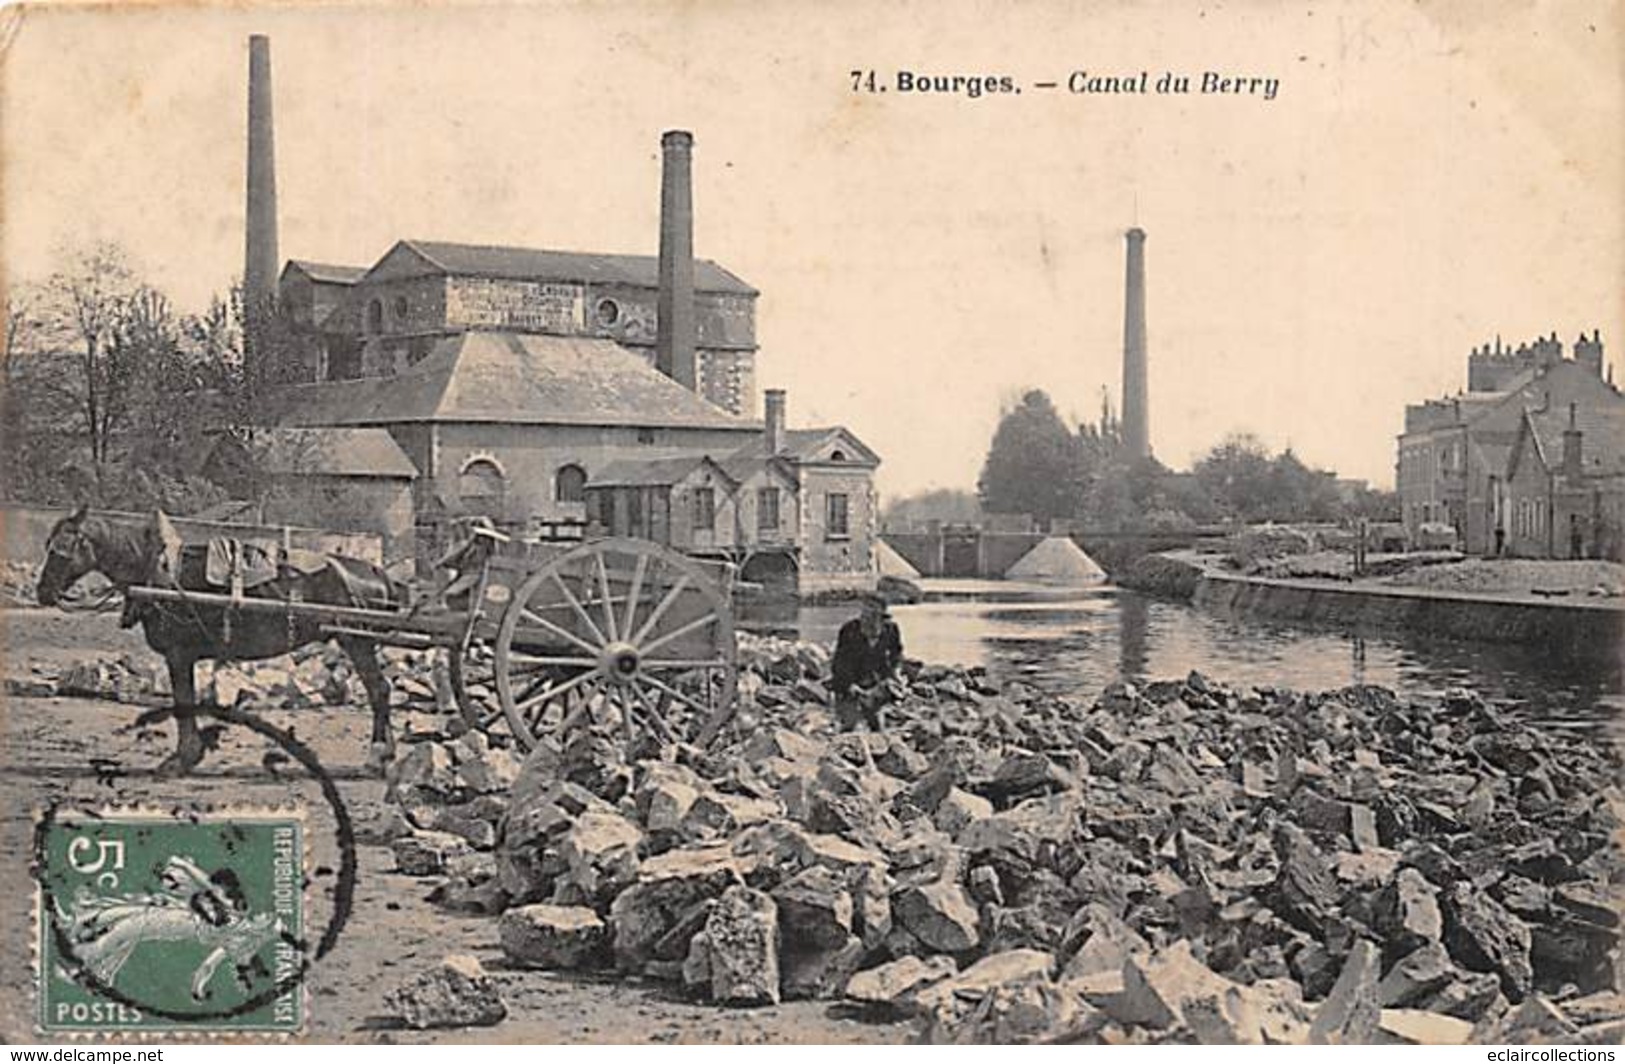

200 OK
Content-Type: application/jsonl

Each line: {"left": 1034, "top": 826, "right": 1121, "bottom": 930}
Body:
{"left": 665, "top": 463, "right": 740, "bottom": 551}
{"left": 730, "top": 466, "right": 801, "bottom": 552}
{"left": 797, "top": 465, "right": 879, "bottom": 594}
{"left": 359, "top": 276, "right": 452, "bottom": 377}
{"left": 260, "top": 475, "right": 416, "bottom": 564}
{"left": 430, "top": 422, "right": 758, "bottom": 527}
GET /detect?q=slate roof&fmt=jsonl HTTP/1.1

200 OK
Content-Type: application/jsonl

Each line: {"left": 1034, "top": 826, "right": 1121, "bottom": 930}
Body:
{"left": 283, "top": 260, "right": 368, "bottom": 285}
{"left": 727, "top": 426, "right": 882, "bottom": 467}
{"left": 379, "top": 239, "right": 758, "bottom": 296}
{"left": 267, "top": 332, "right": 758, "bottom": 432}
{"left": 590, "top": 454, "right": 737, "bottom": 489}
{"left": 717, "top": 452, "right": 799, "bottom": 486}
{"left": 1517, "top": 395, "right": 1625, "bottom": 477}
{"left": 250, "top": 427, "right": 418, "bottom": 478}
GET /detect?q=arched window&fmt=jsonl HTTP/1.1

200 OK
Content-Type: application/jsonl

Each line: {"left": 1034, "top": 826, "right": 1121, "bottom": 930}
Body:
{"left": 555, "top": 464, "right": 587, "bottom": 504}
{"left": 366, "top": 299, "right": 384, "bottom": 334}
{"left": 458, "top": 458, "right": 506, "bottom": 518}
{"left": 830, "top": 449, "right": 847, "bottom": 462}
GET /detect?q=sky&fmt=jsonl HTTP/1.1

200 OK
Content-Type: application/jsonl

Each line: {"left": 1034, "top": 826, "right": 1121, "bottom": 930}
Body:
{"left": 3, "top": 0, "right": 1620, "bottom": 497}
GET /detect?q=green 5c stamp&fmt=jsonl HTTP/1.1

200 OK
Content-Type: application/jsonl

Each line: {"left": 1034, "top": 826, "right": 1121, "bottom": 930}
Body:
{"left": 36, "top": 807, "right": 307, "bottom": 1034}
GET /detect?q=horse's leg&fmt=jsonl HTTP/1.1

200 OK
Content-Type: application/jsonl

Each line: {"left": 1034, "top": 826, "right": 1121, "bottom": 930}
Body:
{"left": 341, "top": 637, "right": 394, "bottom": 776}
{"left": 156, "top": 654, "right": 204, "bottom": 776}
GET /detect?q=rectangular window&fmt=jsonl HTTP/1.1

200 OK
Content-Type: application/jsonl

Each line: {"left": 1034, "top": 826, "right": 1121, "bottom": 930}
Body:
{"left": 757, "top": 488, "right": 780, "bottom": 532}
{"left": 826, "top": 492, "right": 850, "bottom": 539}
{"left": 627, "top": 489, "right": 644, "bottom": 537}
{"left": 693, "top": 487, "right": 716, "bottom": 531}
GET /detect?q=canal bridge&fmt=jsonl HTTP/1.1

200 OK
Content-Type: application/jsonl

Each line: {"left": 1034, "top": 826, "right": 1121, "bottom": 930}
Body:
{"left": 881, "top": 525, "right": 1226, "bottom": 579}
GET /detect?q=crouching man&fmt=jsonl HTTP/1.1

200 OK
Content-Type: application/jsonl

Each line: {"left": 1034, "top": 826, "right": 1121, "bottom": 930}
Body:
{"left": 830, "top": 593, "right": 905, "bottom": 731}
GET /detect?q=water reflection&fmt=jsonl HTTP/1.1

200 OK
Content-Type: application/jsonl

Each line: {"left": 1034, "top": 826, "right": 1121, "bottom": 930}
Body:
{"left": 739, "top": 586, "right": 1623, "bottom": 725}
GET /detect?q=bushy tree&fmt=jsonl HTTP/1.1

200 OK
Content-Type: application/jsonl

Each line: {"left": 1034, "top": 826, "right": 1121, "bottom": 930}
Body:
{"left": 977, "top": 390, "right": 1083, "bottom": 525}
{"left": 1193, "top": 434, "right": 1362, "bottom": 523}
{"left": 1193, "top": 432, "right": 1277, "bottom": 520}
{"left": 2, "top": 242, "right": 249, "bottom": 511}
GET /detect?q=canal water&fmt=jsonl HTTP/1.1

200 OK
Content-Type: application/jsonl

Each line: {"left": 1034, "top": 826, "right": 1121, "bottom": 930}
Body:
{"left": 739, "top": 582, "right": 1624, "bottom": 728}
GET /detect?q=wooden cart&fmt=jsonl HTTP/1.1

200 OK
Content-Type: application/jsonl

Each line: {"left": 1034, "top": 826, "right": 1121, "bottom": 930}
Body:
{"left": 125, "top": 533, "right": 738, "bottom": 751}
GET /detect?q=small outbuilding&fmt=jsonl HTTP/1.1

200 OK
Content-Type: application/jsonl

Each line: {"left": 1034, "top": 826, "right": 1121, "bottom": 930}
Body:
{"left": 202, "top": 426, "right": 419, "bottom": 564}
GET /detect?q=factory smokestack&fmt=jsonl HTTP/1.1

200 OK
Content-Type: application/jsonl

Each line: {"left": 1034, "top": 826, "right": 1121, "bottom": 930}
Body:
{"left": 656, "top": 130, "right": 697, "bottom": 391}
{"left": 244, "top": 34, "right": 279, "bottom": 369}
{"left": 1121, "top": 226, "right": 1150, "bottom": 460}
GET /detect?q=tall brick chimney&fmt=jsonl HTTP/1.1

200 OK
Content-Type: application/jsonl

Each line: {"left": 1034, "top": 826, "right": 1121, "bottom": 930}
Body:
{"left": 1121, "top": 227, "right": 1151, "bottom": 460}
{"left": 244, "top": 35, "right": 279, "bottom": 325}
{"left": 764, "top": 388, "right": 786, "bottom": 455}
{"left": 656, "top": 130, "right": 697, "bottom": 390}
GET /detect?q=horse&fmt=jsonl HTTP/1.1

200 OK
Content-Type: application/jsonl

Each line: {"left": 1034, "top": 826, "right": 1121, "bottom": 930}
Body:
{"left": 36, "top": 506, "right": 401, "bottom": 777}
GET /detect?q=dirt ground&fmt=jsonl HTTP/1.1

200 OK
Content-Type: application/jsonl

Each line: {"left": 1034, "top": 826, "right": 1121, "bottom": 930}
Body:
{"left": 1383, "top": 558, "right": 1625, "bottom": 597}
{"left": 0, "top": 605, "right": 913, "bottom": 1044}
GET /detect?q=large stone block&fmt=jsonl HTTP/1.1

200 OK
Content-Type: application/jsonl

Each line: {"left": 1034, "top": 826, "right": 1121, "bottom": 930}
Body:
{"left": 498, "top": 904, "right": 608, "bottom": 970}
{"left": 385, "top": 954, "right": 507, "bottom": 1030}
{"left": 893, "top": 881, "right": 980, "bottom": 953}
{"left": 608, "top": 846, "right": 750, "bottom": 969}
{"left": 1443, "top": 882, "right": 1533, "bottom": 1001}
{"left": 772, "top": 865, "right": 854, "bottom": 949}
{"left": 1308, "top": 939, "right": 1381, "bottom": 1045}
{"left": 705, "top": 885, "right": 781, "bottom": 1006}
{"left": 845, "top": 955, "right": 958, "bottom": 1009}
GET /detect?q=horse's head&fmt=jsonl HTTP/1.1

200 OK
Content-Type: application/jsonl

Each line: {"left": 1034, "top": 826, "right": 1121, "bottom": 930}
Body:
{"left": 37, "top": 505, "right": 99, "bottom": 607}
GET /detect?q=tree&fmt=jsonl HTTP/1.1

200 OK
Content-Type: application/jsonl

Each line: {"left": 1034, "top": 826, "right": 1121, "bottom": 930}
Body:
{"left": 1193, "top": 432, "right": 1277, "bottom": 520}
{"left": 881, "top": 488, "right": 983, "bottom": 530}
{"left": 183, "top": 286, "right": 313, "bottom": 510}
{"left": 1345, "top": 486, "right": 1399, "bottom": 522}
{"left": 2, "top": 243, "right": 242, "bottom": 511}
{"left": 1266, "top": 448, "right": 1340, "bottom": 522}
{"left": 977, "top": 390, "right": 1083, "bottom": 525}
{"left": 42, "top": 244, "right": 140, "bottom": 480}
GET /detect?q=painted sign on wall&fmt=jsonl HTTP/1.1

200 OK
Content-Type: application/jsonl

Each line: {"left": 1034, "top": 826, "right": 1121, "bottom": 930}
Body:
{"left": 447, "top": 278, "right": 584, "bottom": 333}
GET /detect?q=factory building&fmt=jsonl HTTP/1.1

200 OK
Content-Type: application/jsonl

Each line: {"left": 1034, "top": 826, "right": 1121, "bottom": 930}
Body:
{"left": 219, "top": 35, "right": 880, "bottom": 592}
{"left": 275, "top": 238, "right": 759, "bottom": 418}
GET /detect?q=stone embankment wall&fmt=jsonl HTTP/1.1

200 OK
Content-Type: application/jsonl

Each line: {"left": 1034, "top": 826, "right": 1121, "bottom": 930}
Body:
{"left": 1119, "top": 552, "right": 1624, "bottom": 663}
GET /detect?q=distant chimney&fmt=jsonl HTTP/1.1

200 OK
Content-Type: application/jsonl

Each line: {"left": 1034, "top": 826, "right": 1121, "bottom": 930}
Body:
{"left": 764, "top": 389, "right": 786, "bottom": 455}
{"left": 1562, "top": 402, "right": 1583, "bottom": 478}
{"left": 1121, "top": 227, "right": 1151, "bottom": 460}
{"left": 1576, "top": 330, "right": 1605, "bottom": 379}
{"left": 244, "top": 35, "right": 279, "bottom": 326}
{"left": 656, "top": 130, "right": 697, "bottom": 391}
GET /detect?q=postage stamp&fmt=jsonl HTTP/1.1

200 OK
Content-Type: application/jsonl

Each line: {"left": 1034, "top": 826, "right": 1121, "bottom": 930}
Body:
{"left": 35, "top": 807, "right": 307, "bottom": 1035}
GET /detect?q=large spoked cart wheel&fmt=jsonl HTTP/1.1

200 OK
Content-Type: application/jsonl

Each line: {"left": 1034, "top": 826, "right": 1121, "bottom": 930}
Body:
{"left": 488, "top": 538, "right": 737, "bottom": 752}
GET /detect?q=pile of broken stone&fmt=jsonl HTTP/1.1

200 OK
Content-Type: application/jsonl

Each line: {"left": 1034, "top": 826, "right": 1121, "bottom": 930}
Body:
{"left": 13, "top": 643, "right": 447, "bottom": 711}
{"left": 378, "top": 636, "right": 1625, "bottom": 1042}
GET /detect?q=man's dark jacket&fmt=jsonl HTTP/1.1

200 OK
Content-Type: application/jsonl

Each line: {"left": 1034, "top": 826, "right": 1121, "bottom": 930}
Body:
{"left": 830, "top": 618, "right": 904, "bottom": 696}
